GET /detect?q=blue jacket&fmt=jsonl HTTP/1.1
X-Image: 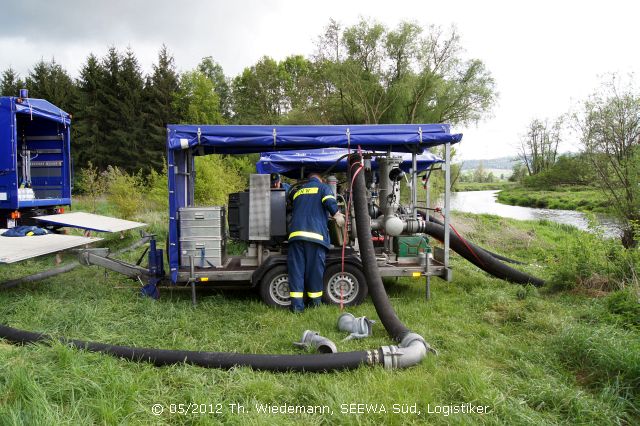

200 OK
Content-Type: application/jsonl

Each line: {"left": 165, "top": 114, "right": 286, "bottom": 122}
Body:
{"left": 288, "top": 177, "right": 339, "bottom": 248}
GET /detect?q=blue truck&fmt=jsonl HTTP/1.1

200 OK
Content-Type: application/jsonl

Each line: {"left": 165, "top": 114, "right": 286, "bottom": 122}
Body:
{"left": 0, "top": 90, "right": 72, "bottom": 228}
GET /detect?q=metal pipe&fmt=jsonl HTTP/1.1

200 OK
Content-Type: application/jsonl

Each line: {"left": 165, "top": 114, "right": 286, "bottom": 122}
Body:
{"left": 444, "top": 143, "right": 451, "bottom": 269}
{"left": 411, "top": 152, "right": 417, "bottom": 220}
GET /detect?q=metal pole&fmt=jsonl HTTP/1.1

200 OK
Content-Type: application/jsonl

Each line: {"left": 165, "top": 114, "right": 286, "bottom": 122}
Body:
{"left": 189, "top": 255, "right": 196, "bottom": 306}
{"left": 444, "top": 143, "right": 451, "bottom": 269}
{"left": 425, "top": 167, "right": 431, "bottom": 223}
{"left": 411, "top": 152, "right": 417, "bottom": 220}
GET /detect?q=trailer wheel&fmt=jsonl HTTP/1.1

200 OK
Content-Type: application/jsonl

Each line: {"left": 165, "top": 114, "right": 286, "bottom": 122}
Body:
{"left": 259, "top": 265, "right": 291, "bottom": 308}
{"left": 323, "top": 263, "right": 368, "bottom": 306}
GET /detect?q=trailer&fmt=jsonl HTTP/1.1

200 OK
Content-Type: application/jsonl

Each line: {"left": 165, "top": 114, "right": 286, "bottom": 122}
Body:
{"left": 0, "top": 90, "right": 72, "bottom": 228}
{"left": 160, "top": 124, "right": 460, "bottom": 306}
{"left": 0, "top": 92, "right": 147, "bottom": 264}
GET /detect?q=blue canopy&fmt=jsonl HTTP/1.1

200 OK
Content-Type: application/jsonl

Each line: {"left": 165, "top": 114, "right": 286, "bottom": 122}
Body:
{"left": 167, "top": 124, "right": 462, "bottom": 154}
{"left": 256, "top": 148, "right": 443, "bottom": 177}
{"left": 1, "top": 97, "right": 71, "bottom": 126}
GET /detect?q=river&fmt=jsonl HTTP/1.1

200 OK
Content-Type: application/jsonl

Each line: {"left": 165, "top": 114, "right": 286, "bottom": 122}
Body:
{"left": 446, "top": 190, "right": 621, "bottom": 237}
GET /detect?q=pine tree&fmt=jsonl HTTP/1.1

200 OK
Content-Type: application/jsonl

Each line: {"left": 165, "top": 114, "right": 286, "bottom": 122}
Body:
{"left": 143, "top": 45, "right": 180, "bottom": 171}
{"left": 95, "top": 48, "right": 123, "bottom": 170}
{"left": 114, "top": 48, "right": 145, "bottom": 172}
{"left": 0, "top": 68, "right": 24, "bottom": 96}
{"left": 25, "top": 59, "right": 77, "bottom": 112}
{"left": 73, "top": 54, "right": 104, "bottom": 169}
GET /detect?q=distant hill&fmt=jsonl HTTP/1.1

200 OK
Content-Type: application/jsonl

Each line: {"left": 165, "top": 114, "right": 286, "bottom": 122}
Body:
{"left": 458, "top": 156, "right": 520, "bottom": 171}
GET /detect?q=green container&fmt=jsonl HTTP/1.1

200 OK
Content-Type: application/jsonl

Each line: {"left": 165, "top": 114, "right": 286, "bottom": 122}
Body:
{"left": 394, "top": 236, "right": 429, "bottom": 257}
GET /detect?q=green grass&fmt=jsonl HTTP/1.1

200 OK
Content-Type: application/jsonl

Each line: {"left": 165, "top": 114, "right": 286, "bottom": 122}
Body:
{"left": 454, "top": 181, "right": 516, "bottom": 192}
{"left": 0, "top": 205, "right": 638, "bottom": 425}
{"left": 497, "top": 186, "right": 608, "bottom": 212}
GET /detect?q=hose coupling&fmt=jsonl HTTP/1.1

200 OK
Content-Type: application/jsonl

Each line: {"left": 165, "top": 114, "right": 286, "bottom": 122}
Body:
{"left": 380, "top": 333, "right": 435, "bottom": 369}
{"left": 293, "top": 330, "right": 338, "bottom": 354}
{"left": 337, "top": 313, "right": 375, "bottom": 340}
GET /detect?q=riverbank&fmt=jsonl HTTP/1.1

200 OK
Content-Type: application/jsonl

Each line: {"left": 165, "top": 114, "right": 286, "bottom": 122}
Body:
{"left": 454, "top": 181, "right": 516, "bottom": 191}
{"left": 0, "top": 203, "right": 638, "bottom": 424}
{"left": 496, "top": 186, "right": 608, "bottom": 212}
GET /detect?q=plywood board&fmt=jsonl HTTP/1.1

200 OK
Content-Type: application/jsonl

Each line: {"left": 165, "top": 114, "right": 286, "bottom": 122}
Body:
{"left": 35, "top": 212, "right": 146, "bottom": 233}
{"left": 0, "top": 230, "right": 101, "bottom": 263}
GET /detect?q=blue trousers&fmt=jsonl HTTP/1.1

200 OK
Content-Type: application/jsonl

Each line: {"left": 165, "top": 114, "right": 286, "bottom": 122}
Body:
{"left": 287, "top": 240, "right": 326, "bottom": 311}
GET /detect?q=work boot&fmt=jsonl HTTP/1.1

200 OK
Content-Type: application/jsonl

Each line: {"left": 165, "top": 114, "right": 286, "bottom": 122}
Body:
{"left": 307, "top": 299, "right": 322, "bottom": 308}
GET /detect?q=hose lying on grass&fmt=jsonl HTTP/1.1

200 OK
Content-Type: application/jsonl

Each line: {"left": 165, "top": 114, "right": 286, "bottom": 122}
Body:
{"left": 0, "top": 173, "right": 433, "bottom": 372}
{"left": 416, "top": 214, "right": 545, "bottom": 287}
{"left": 417, "top": 209, "right": 526, "bottom": 265}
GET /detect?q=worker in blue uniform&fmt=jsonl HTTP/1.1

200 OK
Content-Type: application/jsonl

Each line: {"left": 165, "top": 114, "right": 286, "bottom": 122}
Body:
{"left": 287, "top": 172, "right": 345, "bottom": 312}
{"left": 270, "top": 173, "right": 291, "bottom": 194}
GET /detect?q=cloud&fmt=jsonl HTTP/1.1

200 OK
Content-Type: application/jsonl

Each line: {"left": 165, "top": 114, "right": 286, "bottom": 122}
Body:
{"left": 2, "top": 0, "right": 639, "bottom": 160}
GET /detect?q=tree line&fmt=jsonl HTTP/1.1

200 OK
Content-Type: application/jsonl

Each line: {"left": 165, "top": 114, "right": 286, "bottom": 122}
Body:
{"left": 516, "top": 77, "right": 640, "bottom": 247}
{"left": 0, "top": 18, "right": 496, "bottom": 174}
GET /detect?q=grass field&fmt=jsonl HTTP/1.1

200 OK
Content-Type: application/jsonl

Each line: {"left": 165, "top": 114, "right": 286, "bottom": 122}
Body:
{"left": 0, "top": 207, "right": 638, "bottom": 425}
{"left": 496, "top": 186, "right": 608, "bottom": 212}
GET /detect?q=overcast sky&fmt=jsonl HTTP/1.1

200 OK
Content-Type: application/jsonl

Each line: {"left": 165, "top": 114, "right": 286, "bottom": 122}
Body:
{"left": 1, "top": 0, "right": 638, "bottom": 160}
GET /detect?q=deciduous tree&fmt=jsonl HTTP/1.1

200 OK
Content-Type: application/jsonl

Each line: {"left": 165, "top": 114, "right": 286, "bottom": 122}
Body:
{"left": 575, "top": 76, "right": 640, "bottom": 247}
{"left": 518, "top": 118, "right": 562, "bottom": 176}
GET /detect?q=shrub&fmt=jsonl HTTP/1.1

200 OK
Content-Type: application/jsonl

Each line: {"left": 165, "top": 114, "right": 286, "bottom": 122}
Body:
{"left": 74, "top": 161, "right": 108, "bottom": 213}
{"left": 104, "top": 166, "right": 145, "bottom": 219}
{"left": 145, "top": 163, "right": 168, "bottom": 211}
{"left": 193, "top": 155, "right": 246, "bottom": 206}
{"left": 549, "top": 229, "right": 640, "bottom": 292}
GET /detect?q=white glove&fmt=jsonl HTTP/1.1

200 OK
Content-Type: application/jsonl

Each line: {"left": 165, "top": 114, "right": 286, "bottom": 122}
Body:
{"left": 333, "top": 211, "right": 345, "bottom": 228}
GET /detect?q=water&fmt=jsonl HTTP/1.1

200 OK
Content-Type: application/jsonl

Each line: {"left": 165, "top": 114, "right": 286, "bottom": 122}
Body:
{"left": 445, "top": 190, "right": 621, "bottom": 237}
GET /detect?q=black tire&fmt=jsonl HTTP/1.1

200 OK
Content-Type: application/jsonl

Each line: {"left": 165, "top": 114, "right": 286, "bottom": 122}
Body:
{"left": 322, "top": 263, "right": 368, "bottom": 306}
{"left": 259, "top": 265, "right": 291, "bottom": 308}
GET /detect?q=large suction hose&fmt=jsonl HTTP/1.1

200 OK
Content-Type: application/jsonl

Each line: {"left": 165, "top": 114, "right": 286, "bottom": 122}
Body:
{"left": 417, "top": 210, "right": 526, "bottom": 265}
{"left": 0, "top": 189, "right": 432, "bottom": 371}
{"left": 0, "top": 324, "right": 374, "bottom": 372}
{"left": 352, "top": 165, "right": 410, "bottom": 341}
{"left": 419, "top": 220, "right": 545, "bottom": 287}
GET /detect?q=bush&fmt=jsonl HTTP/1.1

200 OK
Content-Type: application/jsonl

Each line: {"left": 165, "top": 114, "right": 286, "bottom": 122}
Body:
{"left": 549, "top": 229, "right": 640, "bottom": 292}
{"left": 193, "top": 155, "right": 246, "bottom": 206}
{"left": 74, "top": 161, "right": 108, "bottom": 213}
{"left": 104, "top": 166, "right": 145, "bottom": 219}
{"left": 145, "top": 164, "right": 168, "bottom": 211}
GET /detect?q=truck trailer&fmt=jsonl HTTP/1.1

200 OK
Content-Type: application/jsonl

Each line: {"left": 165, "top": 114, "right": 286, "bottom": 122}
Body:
{"left": 0, "top": 90, "right": 71, "bottom": 228}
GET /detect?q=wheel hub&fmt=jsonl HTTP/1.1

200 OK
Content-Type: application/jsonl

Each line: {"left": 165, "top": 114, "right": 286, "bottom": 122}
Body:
{"left": 270, "top": 274, "right": 291, "bottom": 306}
{"left": 327, "top": 272, "right": 358, "bottom": 304}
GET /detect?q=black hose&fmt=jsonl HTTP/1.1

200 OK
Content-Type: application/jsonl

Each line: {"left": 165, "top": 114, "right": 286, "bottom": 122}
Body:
{"left": 352, "top": 162, "right": 410, "bottom": 342}
{"left": 1, "top": 262, "right": 79, "bottom": 290}
{"left": 416, "top": 210, "right": 526, "bottom": 265}
{"left": 0, "top": 324, "right": 374, "bottom": 372}
{"left": 420, "top": 220, "right": 545, "bottom": 287}
{"left": 0, "top": 196, "right": 421, "bottom": 371}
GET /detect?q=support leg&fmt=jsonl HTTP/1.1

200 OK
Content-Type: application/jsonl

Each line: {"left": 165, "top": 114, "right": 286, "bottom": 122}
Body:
{"left": 426, "top": 276, "right": 431, "bottom": 300}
